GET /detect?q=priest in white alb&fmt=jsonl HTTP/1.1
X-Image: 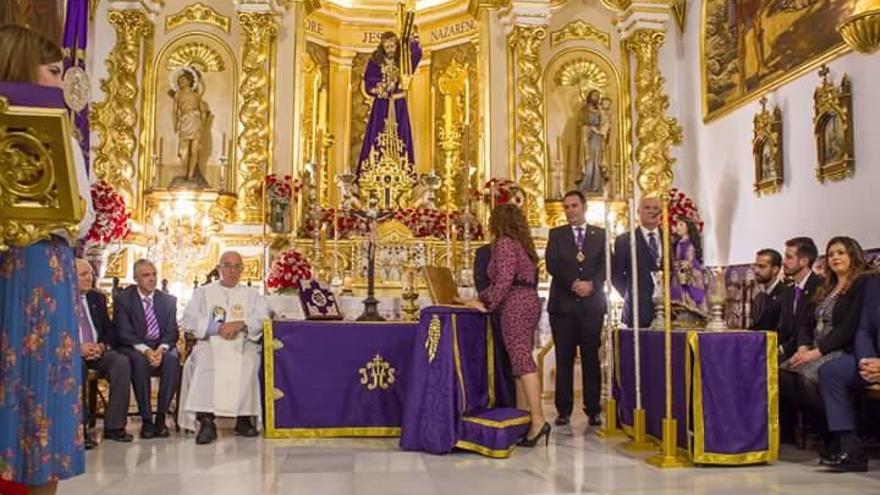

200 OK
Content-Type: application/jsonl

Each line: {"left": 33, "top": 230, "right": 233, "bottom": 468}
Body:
{"left": 179, "top": 250, "right": 270, "bottom": 444}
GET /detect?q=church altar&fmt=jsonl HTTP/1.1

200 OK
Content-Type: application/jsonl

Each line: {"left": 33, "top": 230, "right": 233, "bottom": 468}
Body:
{"left": 614, "top": 328, "right": 779, "bottom": 465}
{"left": 262, "top": 306, "right": 526, "bottom": 457}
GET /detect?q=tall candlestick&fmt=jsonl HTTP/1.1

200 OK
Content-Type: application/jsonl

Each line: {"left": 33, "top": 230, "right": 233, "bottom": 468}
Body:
{"left": 464, "top": 75, "right": 470, "bottom": 126}
{"left": 443, "top": 95, "right": 453, "bottom": 136}
{"left": 557, "top": 135, "right": 562, "bottom": 161}
{"left": 158, "top": 137, "right": 164, "bottom": 161}
{"left": 221, "top": 133, "right": 227, "bottom": 157}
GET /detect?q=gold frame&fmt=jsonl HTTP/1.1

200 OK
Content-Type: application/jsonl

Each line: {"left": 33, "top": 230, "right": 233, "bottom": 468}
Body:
{"left": 0, "top": 98, "right": 83, "bottom": 248}
{"left": 140, "top": 30, "right": 240, "bottom": 220}
{"left": 699, "top": 0, "right": 852, "bottom": 123}
{"left": 813, "top": 66, "right": 854, "bottom": 183}
{"left": 751, "top": 97, "right": 783, "bottom": 196}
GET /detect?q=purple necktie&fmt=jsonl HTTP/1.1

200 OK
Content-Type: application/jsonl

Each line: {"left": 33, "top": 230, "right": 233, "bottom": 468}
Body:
{"left": 575, "top": 227, "right": 584, "bottom": 249}
{"left": 794, "top": 286, "right": 804, "bottom": 312}
{"left": 77, "top": 298, "right": 94, "bottom": 344}
{"left": 143, "top": 297, "right": 161, "bottom": 341}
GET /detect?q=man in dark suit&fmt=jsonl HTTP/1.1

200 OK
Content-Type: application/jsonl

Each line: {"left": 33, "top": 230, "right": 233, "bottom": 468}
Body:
{"left": 749, "top": 248, "right": 785, "bottom": 331}
{"left": 777, "top": 237, "right": 821, "bottom": 360}
{"left": 546, "top": 191, "right": 606, "bottom": 426}
{"left": 611, "top": 197, "right": 662, "bottom": 329}
{"left": 819, "top": 275, "right": 879, "bottom": 472}
{"left": 115, "top": 259, "right": 180, "bottom": 439}
{"left": 74, "top": 259, "right": 132, "bottom": 447}
{"left": 474, "top": 243, "right": 516, "bottom": 408}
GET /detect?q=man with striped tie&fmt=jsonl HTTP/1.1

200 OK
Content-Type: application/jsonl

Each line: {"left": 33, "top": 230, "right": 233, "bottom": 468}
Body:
{"left": 116, "top": 259, "right": 180, "bottom": 439}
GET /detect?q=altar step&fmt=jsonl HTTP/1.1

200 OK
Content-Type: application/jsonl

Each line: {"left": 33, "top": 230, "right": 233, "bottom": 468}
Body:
{"left": 455, "top": 407, "right": 531, "bottom": 459}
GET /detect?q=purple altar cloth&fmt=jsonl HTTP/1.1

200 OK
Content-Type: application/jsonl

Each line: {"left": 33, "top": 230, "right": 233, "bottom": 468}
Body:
{"left": 263, "top": 320, "right": 417, "bottom": 437}
{"left": 400, "top": 306, "right": 510, "bottom": 455}
{"left": 614, "top": 328, "right": 778, "bottom": 465}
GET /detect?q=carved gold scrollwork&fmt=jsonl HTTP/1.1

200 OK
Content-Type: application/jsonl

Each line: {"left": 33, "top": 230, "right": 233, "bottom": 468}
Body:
{"left": 92, "top": 9, "right": 152, "bottom": 210}
{"left": 623, "top": 30, "right": 682, "bottom": 199}
{"left": 0, "top": 100, "right": 83, "bottom": 250}
{"left": 550, "top": 21, "right": 611, "bottom": 49}
{"left": 236, "top": 12, "right": 278, "bottom": 223}
{"left": 167, "top": 43, "right": 226, "bottom": 73}
{"left": 426, "top": 314, "right": 441, "bottom": 363}
{"left": 165, "top": 3, "right": 232, "bottom": 33}
{"left": 511, "top": 25, "right": 548, "bottom": 226}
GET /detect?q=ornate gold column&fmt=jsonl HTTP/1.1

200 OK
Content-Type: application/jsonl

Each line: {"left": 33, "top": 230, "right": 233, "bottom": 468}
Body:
{"left": 236, "top": 11, "right": 279, "bottom": 223}
{"left": 510, "top": 25, "right": 547, "bottom": 227}
{"left": 328, "top": 47, "right": 355, "bottom": 199}
{"left": 91, "top": 9, "right": 153, "bottom": 210}
{"left": 624, "top": 29, "right": 682, "bottom": 199}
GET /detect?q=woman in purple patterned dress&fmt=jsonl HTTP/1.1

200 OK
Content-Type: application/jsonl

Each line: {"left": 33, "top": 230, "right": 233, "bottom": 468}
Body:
{"left": 0, "top": 25, "right": 93, "bottom": 495}
{"left": 463, "top": 204, "right": 550, "bottom": 446}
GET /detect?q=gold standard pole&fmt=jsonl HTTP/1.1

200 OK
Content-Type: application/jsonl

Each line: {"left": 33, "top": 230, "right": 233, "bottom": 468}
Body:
{"left": 646, "top": 196, "right": 690, "bottom": 468}
{"left": 597, "top": 200, "right": 625, "bottom": 439}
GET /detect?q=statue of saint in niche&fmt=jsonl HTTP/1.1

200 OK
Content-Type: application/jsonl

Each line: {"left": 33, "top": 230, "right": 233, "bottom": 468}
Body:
{"left": 575, "top": 90, "right": 611, "bottom": 195}
{"left": 168, "top": 66, "right": 211, "bottom": 189}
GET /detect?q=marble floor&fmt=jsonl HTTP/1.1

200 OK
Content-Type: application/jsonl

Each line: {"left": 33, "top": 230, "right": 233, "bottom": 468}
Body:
{"left": 60, "top": 413, "right": 879, "bottom": 495}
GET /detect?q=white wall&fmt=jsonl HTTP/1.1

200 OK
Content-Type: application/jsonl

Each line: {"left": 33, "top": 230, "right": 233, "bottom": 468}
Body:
{"left": 671, "top": 1, "right": 880, "bottom": 266}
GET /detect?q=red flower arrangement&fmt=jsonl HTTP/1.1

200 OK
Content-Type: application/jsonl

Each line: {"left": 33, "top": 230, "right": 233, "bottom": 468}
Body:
{"left": 265, "top": 174, "right": 303, "bottom": 206}
{"left": 85, "top": 180, "right": 130, "bottom": 245}
{"left": 668, "top": 187, "right": 703, "bottom": 232}
{"left": 301, "top": 208, "right": 485, "bottom": 240}
{"left": 477, "top": 179, "right": 523, "bottom": 207}
{"left": 266, "top": 249, "right": 313, "bottom": 291}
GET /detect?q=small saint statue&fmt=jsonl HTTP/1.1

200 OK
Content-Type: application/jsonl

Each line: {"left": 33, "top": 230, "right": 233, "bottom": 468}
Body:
{"left": 168, "top": 66, "right": 211, "bottom": 189}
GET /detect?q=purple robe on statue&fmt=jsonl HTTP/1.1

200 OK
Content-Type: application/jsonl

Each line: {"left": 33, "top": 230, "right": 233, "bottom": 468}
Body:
{"left": 356, "top": 38, "right": 422, "bottom": 177}
{"left": 670, "top": 237, "right": 707, "bottom": 312}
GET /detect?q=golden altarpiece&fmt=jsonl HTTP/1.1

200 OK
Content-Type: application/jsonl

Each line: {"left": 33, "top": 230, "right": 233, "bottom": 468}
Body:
{"left": 79, "top": 0, "right": 687, "bottom": 409}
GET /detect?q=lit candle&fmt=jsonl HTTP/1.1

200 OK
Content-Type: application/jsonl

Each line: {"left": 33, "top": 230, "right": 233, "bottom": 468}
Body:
{"left": 443, "top": 94, "right": 453, "bottom": 136}
{"left": 318, "top": 87, "right": 328, "bottom": 132}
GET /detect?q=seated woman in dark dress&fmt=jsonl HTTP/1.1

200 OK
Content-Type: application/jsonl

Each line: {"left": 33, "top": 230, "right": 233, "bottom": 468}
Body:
{"left": 781, "top": 236, "right": 869, "bottom": 454}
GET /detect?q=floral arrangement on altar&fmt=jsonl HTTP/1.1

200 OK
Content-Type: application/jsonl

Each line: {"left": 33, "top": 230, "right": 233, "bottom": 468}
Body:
{"left": 301, "top": 208, "right": 484, "bottom": 241}
{"left": 266, "top": 249, "right": 313, "bottom": 292}
{"left": 477, "top": 178, "right": 523, "bottom": 207}
{"left": 85, "top": 180, "right": 130, "bottom": 246}
{"left": 265, "top": 174, "right": 303, "bottom": 233}
{"left": 668, "top": 187, "right": 703, "bottom": 232}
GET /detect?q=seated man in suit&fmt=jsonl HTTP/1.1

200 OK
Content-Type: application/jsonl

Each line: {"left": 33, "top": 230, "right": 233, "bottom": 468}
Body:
{"left": 115, "top": 258, "right": 180, "bottom": 439}
{"left": 180, "top": 251, "right": 270, "bottom": 444}
{"left": 778, "top": 237, "right": 822, "bottom": 360}
{"left": 612, "top": 197, "right": 661, "bottom": 329}
{"left": 74, "top": 259, "right": 133, "bottom": 447}
{"left": 818, "top": 274, "right": 880, "bottom": 472}
{"left": 749, "top": 248, "right": 784, "bottom": 331}
{"left": 474, "top": 243, "right": 516, "bottom": 408}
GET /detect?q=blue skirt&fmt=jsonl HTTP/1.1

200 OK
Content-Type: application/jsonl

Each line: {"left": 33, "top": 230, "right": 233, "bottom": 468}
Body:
{"left": 0, "top": 238, "right": 84, "bottom": 485}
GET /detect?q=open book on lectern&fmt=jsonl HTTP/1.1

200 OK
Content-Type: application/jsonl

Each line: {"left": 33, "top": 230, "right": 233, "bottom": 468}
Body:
{"left": 422, "top": 266, "right": 463, "bottom": 305}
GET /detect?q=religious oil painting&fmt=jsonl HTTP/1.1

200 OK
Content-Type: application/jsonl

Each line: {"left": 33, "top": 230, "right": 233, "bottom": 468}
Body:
{"left": 701, "top": 0, "right": 856, "bottom": 121}
{"left": 813, "top": 67, "right": 854, "bottom": 183}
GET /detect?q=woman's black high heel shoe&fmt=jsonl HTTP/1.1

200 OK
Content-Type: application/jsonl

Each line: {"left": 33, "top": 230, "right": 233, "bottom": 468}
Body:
{"left": 518, "top": 422, "right": 551, "bottom": 447}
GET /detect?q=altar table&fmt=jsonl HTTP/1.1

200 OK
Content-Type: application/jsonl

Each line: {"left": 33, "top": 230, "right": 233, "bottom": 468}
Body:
{"left": 262, "top": 308, "right": 522, "bottom": 454}
{"left": 614, "top": 328, "right": 779, "bottom": 465}
{"left": 263, "top": 320, "right": 418, "bottom": 437}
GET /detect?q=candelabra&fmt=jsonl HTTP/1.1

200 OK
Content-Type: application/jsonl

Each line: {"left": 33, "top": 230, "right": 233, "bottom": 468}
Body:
{"left": 401, "top": 248, "right": 420, "bottom": 321}
{"left": 458, "top": 202, "right": 476, "bottom": 287}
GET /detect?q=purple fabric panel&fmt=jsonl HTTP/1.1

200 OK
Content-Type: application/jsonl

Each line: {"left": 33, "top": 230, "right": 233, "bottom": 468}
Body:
{"left": 270, "top": 321, "right": 417, "bottom": 429}
{"left": 697, "top": 331, "right": 769, "bottom": 454}
{"left": 62, "top": 0, "right": 90, "bottom": 165}
{"left": 0, "top": 83, "right": 64, "bottom": 107}
{"left": 455, "top": 311, "right": 492, "bottom": 414}
{"left": 400, "top": 308, "right": 460, "bottom": 453}
{"left": 458, "top": 408, "right": 530, "bottom": 455}
{"left": 615, "top": 329, "right": 687, "bottom": 447}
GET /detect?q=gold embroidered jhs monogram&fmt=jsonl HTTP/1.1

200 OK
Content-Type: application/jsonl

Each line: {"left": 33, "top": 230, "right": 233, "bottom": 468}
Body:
{"left": 359, "top": 354, "right": 396, "bottom": 391}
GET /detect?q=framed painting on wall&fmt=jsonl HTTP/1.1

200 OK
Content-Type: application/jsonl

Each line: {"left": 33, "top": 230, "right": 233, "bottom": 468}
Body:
{"left": 752, "top": 96, "right": 783, "bottom": 196}
{"left": 701, "top": 0, "right": 855, "bottom": 121}
{"left": 813, "top": 66, "right": 854, "bottom": 183}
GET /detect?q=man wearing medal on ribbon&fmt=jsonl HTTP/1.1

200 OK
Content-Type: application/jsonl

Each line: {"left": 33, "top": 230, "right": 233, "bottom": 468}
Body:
{"left": 545, "top": 191, "right": 607, "bottom": 427}
{"left": 179, "top": 251, "right": 270, "bottom": 444}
